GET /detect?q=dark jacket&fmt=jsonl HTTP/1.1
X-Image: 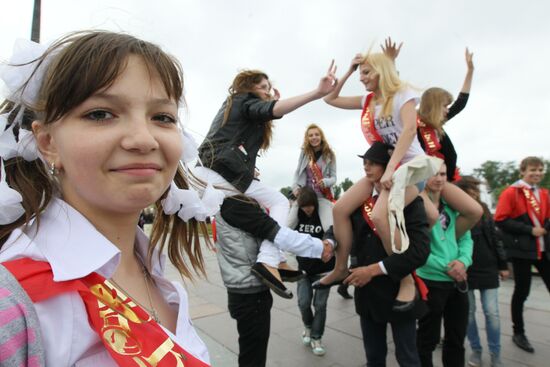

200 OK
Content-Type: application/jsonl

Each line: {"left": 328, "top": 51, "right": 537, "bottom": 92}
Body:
{"left": 294, "top": 209, "right": 336, "bottom": 275}
{"left": 467, "top": 211, "right": 508, "bottom": 289}
{"left": 198, "top": 93, "right": 279, "bottom": 192}
{"left": 353, "top": 196, "right": 431, "bottom": 323}
{"left": 495, "top": 183, "right": 550, "bottom": 261}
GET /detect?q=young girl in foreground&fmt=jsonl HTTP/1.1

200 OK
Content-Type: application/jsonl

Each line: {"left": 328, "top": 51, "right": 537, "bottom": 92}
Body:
{"left": 0, "top": 31, "right": 213, "bottom": 366}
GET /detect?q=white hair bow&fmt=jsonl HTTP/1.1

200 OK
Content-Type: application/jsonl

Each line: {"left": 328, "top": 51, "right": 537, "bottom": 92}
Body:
{"left": 162, "top": 182, "right": 224, "bottom": 222}
{"left": 0, "top": 160, "right": 25, "bottom": 224}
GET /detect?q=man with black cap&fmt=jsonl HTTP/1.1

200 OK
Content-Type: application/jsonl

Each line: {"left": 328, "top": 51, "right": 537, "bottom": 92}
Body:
{"left": 344, "top": 141, "right": 431, "bottom": 366}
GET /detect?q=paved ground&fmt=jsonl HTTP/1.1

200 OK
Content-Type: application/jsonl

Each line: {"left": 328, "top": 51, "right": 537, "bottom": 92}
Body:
{"left": 165, "top": 249, "right": 550, "bottom": 367}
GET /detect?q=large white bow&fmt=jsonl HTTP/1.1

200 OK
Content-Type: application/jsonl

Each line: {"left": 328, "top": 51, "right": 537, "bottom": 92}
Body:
{"left": 162, "top": 182, "right": 224, "bottom": 222}
{"left": 0, "top": 160, "right": 25, "bottom": 224}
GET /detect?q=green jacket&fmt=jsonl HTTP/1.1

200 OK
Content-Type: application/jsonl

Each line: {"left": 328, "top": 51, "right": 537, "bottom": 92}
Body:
{"left": 416, "top": 201, "right": 473, "bottom": 282}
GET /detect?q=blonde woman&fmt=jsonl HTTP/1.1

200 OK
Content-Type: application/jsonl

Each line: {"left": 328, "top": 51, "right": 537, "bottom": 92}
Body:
{"left": 289, "top": 123, "right": 336, "bottom": 231}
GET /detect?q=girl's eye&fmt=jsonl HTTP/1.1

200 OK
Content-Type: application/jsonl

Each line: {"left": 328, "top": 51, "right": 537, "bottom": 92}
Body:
{"left": 153, "top": 114, "right": 177, "bottom": 124}
{"left": 84, "top": 110, "right": 114, "bottom": 121}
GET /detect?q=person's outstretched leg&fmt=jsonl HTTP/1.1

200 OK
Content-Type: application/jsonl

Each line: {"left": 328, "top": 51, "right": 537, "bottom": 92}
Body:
{"left": 317, "top": 177, "right": 373, "bottom": 286}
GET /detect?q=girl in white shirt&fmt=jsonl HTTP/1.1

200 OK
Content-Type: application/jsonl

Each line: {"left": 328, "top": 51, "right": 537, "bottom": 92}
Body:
{"left": 318, "top": 49, "right": 426, "bottom": 309}
{"left": 0, "top": 31, "right": 215, "bottom": 366}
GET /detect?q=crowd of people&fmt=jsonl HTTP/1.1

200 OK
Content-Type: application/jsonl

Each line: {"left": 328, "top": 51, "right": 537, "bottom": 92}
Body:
{"left": 0, "top": 31, "right": 548, "bottom": 367}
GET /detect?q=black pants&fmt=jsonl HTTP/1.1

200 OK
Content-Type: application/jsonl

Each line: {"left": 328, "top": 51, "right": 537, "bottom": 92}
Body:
{"left": 227, "top": 290, "right": 273, "bottom": 367}
{"left": 416, "top": 283, "right": 469, "bottom": 367}
{"left": 511, "top": 255, "right": 550, "bottom": 334}
{"left": 220, "top": 196, "right": 280, "bottom": 242}
{"left": 360, "top": 315, "right": 420, "bottom": 367}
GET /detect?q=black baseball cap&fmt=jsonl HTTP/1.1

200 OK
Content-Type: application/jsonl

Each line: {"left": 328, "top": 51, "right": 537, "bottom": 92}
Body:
{"left": 357, "top": 142, "right": 394, "bottom": 165}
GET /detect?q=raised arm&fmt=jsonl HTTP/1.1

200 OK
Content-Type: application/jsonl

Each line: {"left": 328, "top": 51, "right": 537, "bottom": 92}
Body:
{"left": 272, "top": 60, "right": 337, "bottom": 117}
{"left": 380, "top": 36, "right": 403, "bottom": 64}
{"left": 461, "top": 48, "right": 474, "bottom": 93}
{"left": 446, "top": 48, "right": 474, "bottom": 122}
{"left": 323, "top": 54, "right": 363, "bottom": 110}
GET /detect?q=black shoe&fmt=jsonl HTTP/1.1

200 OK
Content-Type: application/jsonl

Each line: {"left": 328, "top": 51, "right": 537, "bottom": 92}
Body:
{"left": 337, "top": 284, "right": 353, "bottom": 299}
{"left": 513, "top": 333, "right": 535, "bottom": 353}
{"left": 312, "top": 276, "right": 347, "bottom": 289}
{"left": 392, "top": 290, "right": 418, "bottom": 312}
{"left": 279, "top": 268, "right": 305, "bottom": 283}
{"left": 251, "top": 263, "right": 293, "bottom": 299}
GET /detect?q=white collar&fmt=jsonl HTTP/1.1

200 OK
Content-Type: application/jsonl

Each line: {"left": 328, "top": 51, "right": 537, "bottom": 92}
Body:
{"left": 5, "top": 198, "right": 164, "bottom": 282}
{"left": 517, "top": 179, "right": 538, "bottom": 191}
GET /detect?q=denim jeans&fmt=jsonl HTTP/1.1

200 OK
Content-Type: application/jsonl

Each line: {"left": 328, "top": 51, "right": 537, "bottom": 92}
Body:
{"left": 297, "top": 274, "right": 331, "bottom": 340}
{"left": 467, "top": 288, "right": 501, "bottom": 357}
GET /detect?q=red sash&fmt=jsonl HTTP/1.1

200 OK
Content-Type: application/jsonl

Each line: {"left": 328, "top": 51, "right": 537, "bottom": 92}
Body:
{"left": 520, "top": 187, "right": 545, "bottom": 259}
{"left": 360, "top": 93, "right": 383, "bottom": 145}
{"left": 418, "top": 121, "right": 461, "bottom": 182}
{"left": 361, "top": 196, "right": 379, "bottom": 237}
{"left": 3, "top": 258, "right": 210, "bottom": 367}
{"left": 308, "top": 159, "right": 335, "bottom": 202}
{"left": 417, "top": 123, "right": 444, "bottom": 160}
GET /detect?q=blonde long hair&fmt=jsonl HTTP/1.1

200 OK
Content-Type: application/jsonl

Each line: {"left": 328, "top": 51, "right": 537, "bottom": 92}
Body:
{"left": 418, "top": 87, "right": 453, "bottom": 135}
{"left": 301, "top": 123, "right": 334, "bottom": 163}
{"left": 361, "top": 52, "right": 407, "bottom": 117}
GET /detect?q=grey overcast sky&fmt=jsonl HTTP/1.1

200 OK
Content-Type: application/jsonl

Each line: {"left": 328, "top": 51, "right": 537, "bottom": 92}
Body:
{"left": 1, "top": 0, "right": 549, "bottom": 189}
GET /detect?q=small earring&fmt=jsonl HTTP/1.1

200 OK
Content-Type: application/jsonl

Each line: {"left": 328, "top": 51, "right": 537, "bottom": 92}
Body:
{"left": 48, "top": 162, "right": 56, "bottom": 175}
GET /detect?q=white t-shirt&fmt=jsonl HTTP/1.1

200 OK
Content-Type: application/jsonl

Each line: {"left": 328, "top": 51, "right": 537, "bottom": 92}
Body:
{"left": 362, "top": 88, "right": 424, "bottom": 163}
{"left": 0, "top": 198, "right": 210, "bottom": 367}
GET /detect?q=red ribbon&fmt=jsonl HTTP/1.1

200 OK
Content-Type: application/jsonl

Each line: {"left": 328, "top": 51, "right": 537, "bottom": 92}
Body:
{"left": 308, "top": 159, "right": 335, "bottom": 202}
{"left": 360, "top": 93, "right": 383, "bottom": 145}
{"left": 3, "top": 258, "right": 210, "bottom": 367}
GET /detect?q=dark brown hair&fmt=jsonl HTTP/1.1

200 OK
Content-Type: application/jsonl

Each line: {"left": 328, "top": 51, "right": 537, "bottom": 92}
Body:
{"left": 0, "top": 31, "right": 209, "bottom": 279}
{"left": 297, "top": 186, "right": 318, "bottom": 209}
{"left": 223, "top": 69, "right": 274, "bottom": 151}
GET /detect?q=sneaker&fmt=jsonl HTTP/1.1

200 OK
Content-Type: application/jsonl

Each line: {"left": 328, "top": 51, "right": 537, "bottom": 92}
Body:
{"left": 490, "top": 354, "right": 503, "bottom": 367}
{"left": 301, "top": 328, "right": 311, "bottom": 345}
{"left": 468, "top": 350, "right": 482, "bottom": 367}
{"left": 310, "top": 339, "right": 326, "bottom": 356}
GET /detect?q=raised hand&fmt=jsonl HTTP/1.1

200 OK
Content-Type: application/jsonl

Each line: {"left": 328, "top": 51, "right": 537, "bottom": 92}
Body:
{"left": 316, "top": 60, "right": 338, "bottom": 97}
{"left": 465, "top": 47, "right": 474, "bottom": 70}
{"left": 350, "top": 53, "right": 363, "bottom": 72}
{"left": 381, "top": 37, "right": 403, "bottom": 62}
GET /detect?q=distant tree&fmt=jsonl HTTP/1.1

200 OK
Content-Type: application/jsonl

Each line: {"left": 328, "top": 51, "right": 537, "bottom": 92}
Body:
{"left": 340, "top": 177, "right": 354, "bottom": 192}
{"left": 473, "top": 159, "right": 550, "bottom": 201}
{"left": 333, "top": 185, "right": 342, "bottom": 200}
{"left": 280, "top": 186, "right": 293, "bottom": 199}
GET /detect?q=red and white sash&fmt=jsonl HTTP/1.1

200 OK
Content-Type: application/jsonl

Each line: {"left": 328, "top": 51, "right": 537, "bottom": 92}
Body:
{"left": 308, "top": 159, "right": 335, "bottom": 202}
{"left": 3, "top": 258, "right": 210, "bottom": 367}
{"left": 520, "top": 186, "right": 545, "bottom": 259}
{"left": 360, "top": 93, "right": 383, "bottom": 145}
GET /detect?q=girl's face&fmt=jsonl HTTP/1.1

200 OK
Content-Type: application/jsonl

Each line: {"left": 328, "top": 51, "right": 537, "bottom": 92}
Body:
{"left": 363, "top": 159, "right": 385, "bottom": 183}
{"left": 440, "top": 102, "right": 450, "bottom": 121}
{"left": 427, "top": 164, "right": 448, "bottom": 192}
{"left": 253, "top": 78, "right": 273, "bottom": 100}
{"left": 359, "top": 63, "right": 380, "bottom": 92}
{"left": 307, "top": 128, "right": 322, "bottom": 149}
{"left": 34, "top": 55, "right": 182, "bottom": 218}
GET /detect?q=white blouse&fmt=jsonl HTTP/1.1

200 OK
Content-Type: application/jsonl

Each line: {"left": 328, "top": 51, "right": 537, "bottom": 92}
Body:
{"left": 0, "top": 198, "right": 210, "bottom": 367}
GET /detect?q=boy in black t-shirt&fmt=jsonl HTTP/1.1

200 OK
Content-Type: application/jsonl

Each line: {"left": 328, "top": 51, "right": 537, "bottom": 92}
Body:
{"left": 291, "top": 187, "right": 336, "bottom": 356}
